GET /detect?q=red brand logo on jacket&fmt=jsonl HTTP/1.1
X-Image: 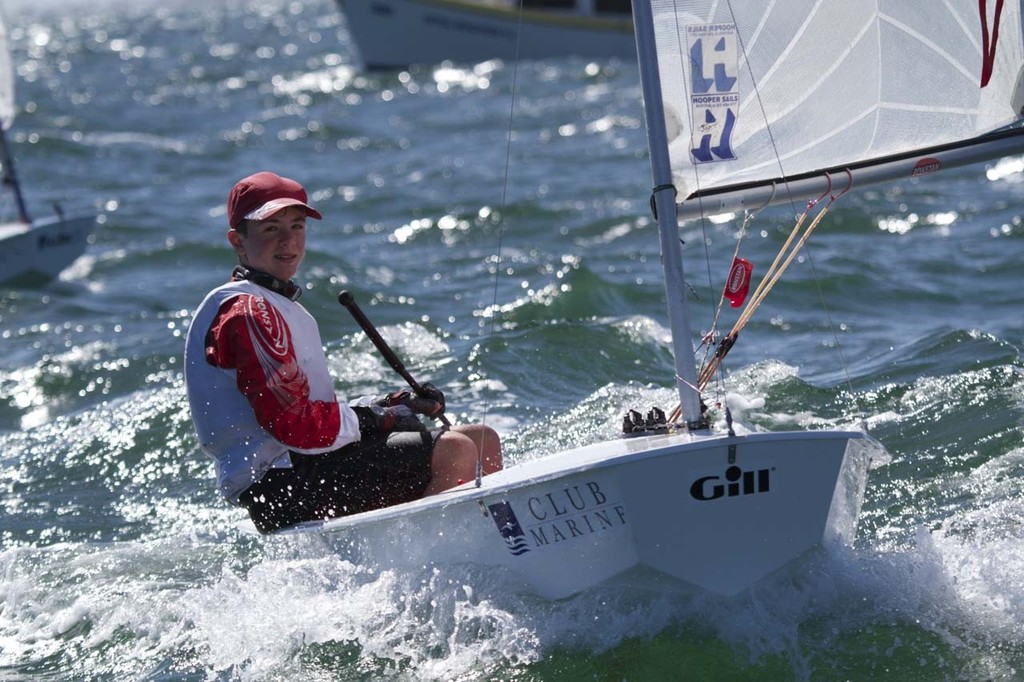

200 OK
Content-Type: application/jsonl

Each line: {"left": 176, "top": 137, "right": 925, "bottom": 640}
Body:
{"left": 244, "top": 295, "right": 306, "bottom": 407}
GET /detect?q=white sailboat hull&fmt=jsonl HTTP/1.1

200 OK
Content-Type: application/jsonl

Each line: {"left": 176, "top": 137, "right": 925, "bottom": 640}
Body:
{"left": 337, "top": 0, "right": 635, "bottom": 69}
{"left": 279, "top": 429, "right": 875, "bottom": 598}
{"left": 0, "top": 214, "right": 95, "bottom": 284}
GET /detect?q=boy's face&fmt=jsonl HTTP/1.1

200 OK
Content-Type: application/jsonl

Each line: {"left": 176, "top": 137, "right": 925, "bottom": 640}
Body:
{"left": 228, "top": 205, "right": 307, "bottom": 282}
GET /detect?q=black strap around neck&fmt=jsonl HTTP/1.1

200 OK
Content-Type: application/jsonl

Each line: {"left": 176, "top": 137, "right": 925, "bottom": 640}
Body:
{"left": 231, "top": 265, "right": 302, "bottom": 301}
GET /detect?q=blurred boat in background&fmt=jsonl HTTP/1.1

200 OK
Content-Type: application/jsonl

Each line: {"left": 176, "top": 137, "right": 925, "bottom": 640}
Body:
{"left": 0, "top": 12, "right": 94, "bottom": 286}
{"left": 337, "top": 0, "right": 634, "bottom": 69}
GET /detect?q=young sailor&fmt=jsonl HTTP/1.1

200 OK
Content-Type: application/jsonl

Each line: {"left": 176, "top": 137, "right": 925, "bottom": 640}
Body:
{"left": 184, "top": 171, "right": 502, "bottom": 533}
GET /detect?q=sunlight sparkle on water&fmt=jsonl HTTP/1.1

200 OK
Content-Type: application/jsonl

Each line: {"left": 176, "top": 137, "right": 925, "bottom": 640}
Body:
{"left": 986, "top": 155, "right": 1024, "bottom": 182}
{"left": 878, "top": 211, "right": 958, "bottom": 234}
{"left": 272, "top": 64, "right": 356, "bottom": 96}
{"left": 433, "top": 62, "right": 496, "bottom": 92}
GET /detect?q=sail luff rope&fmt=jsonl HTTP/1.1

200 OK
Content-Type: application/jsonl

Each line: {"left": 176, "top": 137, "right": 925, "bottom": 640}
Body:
{"left": 980, "top": 0, "right": 1006, "bottom": 87}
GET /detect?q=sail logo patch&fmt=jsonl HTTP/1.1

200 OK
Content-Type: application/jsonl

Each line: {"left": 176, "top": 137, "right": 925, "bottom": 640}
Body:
{"left": 723, "top": 257, "right": 753, "bottom": 308}
{"left": 487, "top": 481, "right": 627, "bottom": 556}
{"left": 687, "top": 23, "right": 739, "bottom": 163}
{"left": 911, "top": 157, "right": 941, "bottom": 177}
{"left": 690, "top": 465, "right": 772, "bottom": 501}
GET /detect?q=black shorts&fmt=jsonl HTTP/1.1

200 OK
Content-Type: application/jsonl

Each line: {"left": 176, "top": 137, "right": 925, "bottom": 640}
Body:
{"left": 238, "top": 429, "right": 440, "bottom": 534}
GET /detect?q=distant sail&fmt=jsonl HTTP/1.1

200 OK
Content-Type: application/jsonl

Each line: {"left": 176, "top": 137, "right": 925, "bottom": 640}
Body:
{"left": 652, "top": 1, "right": 1024, "bottom": 218}
{"left": 0, "top": 13, "right": 14, "bottom": 130}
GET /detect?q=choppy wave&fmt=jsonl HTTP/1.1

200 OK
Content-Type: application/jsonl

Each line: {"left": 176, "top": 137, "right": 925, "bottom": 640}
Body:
{"left": 2, "top": 0, "right": 1024, "bottom": 679}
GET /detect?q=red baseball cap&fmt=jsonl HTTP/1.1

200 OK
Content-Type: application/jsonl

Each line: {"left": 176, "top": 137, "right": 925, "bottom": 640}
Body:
{"left": 227, "top": 171, "right": 323, "bottom": 228}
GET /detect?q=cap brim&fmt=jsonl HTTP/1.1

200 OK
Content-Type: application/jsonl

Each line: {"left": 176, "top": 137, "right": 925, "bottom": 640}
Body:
{"left": 243, "top": 198, "right": 323, "bottom": 222}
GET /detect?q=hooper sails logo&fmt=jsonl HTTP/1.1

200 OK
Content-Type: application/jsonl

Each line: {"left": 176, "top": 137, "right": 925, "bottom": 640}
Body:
{"left": 686, "top": 23, "right": 739, "bottom": 164}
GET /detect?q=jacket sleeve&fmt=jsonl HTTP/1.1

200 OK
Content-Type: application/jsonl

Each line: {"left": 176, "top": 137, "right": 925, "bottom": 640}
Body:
{"left": 204, "top": 293, "right": 356, "bottom": 450}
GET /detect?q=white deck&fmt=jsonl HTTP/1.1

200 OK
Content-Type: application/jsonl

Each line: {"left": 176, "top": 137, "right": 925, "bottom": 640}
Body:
{"left": 269, "top": 428, "right": 878, "bottom": 598}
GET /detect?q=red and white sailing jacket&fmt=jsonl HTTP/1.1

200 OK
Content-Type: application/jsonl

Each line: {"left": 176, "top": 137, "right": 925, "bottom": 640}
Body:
{"left": 184, "top": 279, "right": 361, "bottom": 502}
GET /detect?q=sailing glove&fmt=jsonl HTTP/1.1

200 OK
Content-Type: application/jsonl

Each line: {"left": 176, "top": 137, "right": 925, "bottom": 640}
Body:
{"left": 352, "top": 404, "right": 424, "bottom": 439}
{"left": 374, "top": 383, "right": 445, "bottom": 417}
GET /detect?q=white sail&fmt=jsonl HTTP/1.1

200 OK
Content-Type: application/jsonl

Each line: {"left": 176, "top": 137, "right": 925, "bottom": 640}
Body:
{"left": 0, "top": 13, "right": 14, "bottom": 130}
{"left": 652, "top": 1, "right": 1024, "bottom": 218}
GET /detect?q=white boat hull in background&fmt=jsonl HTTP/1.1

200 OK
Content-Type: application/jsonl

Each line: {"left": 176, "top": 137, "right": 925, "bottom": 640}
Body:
{"left": 337, "top": 0, "right": 635, "bottom": 69}
{"left": 279, "top": 429, "right": 878, "bottom": 598}
{"left": 0, "top": 214, "right": 95, "bottom": 284}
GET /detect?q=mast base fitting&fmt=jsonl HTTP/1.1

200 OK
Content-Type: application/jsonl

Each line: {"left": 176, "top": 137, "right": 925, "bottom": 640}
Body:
{"left": 622, "top": 406, "right": 676, "bottom": 436}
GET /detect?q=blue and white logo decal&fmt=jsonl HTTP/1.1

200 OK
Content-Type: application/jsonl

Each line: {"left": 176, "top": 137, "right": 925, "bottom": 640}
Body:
{"left": 488, "top": 480, "right": 628, "bottom": 558}
{"left": 686, "top": 23, "right": 739, "bottom": 163}
{"left": 488, "top": 501, "right": 530, "bottom": 556}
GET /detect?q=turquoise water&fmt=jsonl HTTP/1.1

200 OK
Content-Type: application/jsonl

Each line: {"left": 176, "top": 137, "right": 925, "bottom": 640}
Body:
{"left": 2, "top": 0, "right": 1024, "bottom": 679}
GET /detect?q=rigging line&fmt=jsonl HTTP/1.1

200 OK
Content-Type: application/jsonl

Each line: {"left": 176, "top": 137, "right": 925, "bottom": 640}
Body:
{"left": 702, "top": 181, "right": 776, "bottom": 348}
{"left": 683, "top": 5, "right": 860, "bottom": 423}
{"left": 695, "top": 190, "right": 824, "bottom": 391}
{"left": 695, "top": 194, "right": 761, "bottom": 389}
{"left": 477, "top": 0, "right": 527, "bottom": 488}
{"left": 696, "top": 209, "right": 752, "bottom": 359}
{"left": 670, "top": 195, "right": 775, "bottom": 425}
{"left": 662, "top": 0, "right": 718, "bottom": 332}
{"left": 724, "top": 0, "right": 803, "bottom": 218}
{"left": 697, "top": 183, "right": 777, "bottom": 404}
{"left": 696, "top": 174, "right": 840, "bottom": 391}
{"left": 733, "top": 176, "right": 832, "bottom": 331}
{"left": 664, "top": 0, "right": 784, "bottom": 422}
{"left": 707, "top": 4, "right": 861, "bottom": 412}
{"left": 687, "top": 0, "right": 801, "bottom": 394}
{"left": 800, "top": 170, "right": 861, "bottom": 412}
